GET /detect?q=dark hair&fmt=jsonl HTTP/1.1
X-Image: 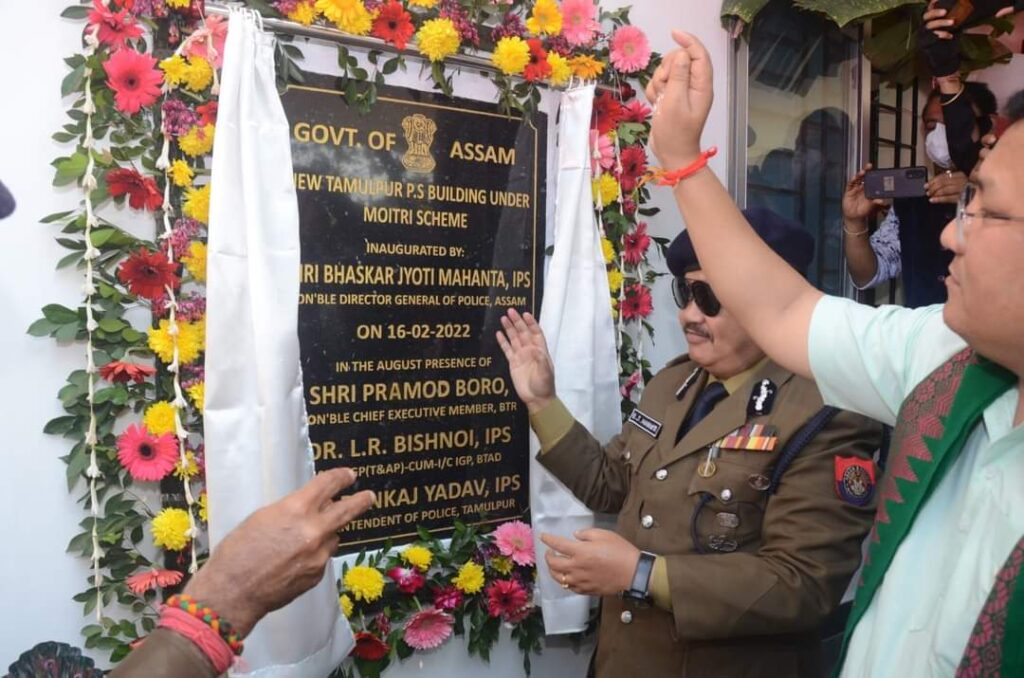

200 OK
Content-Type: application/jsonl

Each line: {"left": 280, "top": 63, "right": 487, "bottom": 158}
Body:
{"left": 964, "top": 82, "right": 998, "bottom": 117}
{"left": 1007, "top": 89, "right": 1024, "bottom": 123}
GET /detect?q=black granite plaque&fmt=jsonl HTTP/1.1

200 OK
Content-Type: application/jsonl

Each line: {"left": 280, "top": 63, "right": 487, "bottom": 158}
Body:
{"left": 283, "top": 74, "right": 546, "bottom": 552}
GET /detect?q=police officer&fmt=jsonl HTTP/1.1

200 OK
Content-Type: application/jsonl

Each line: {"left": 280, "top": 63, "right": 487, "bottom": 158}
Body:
{"left": 496, "top": 208, "right": 883, "bottom": 677}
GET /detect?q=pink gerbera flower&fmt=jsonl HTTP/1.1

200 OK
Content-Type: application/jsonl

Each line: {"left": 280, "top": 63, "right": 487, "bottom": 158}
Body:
{"left": 387, "top": 566, "right": 426, "bottom": 594}
{"left": 623, "top": 99, "right": 652, "bottom": 123}
{"left": 623, "top": 222, "right": 652, "bottom": 267}
{"left": 618, "top": 145, "right": 648, "bottom": 193}
{"left": 403, "top": 607, "right": 454, "bottom": 650}
{"left": 561, "top": 0, "right": 599, "bottom": 47}
{"left": 103, "top": 48, "right": 163, "bottom": 115}
{"left": 433, "top": 585, "right": 464, "bottom": 611}
{"left": 116, "top": 424, "right": 178, "bottom": 481}
{"left": 620, "top": 370, "right": 642, "bottom": 400}
{"left": 591, "top": 131, "right": 615, "bottom": 175}
{"left": 492, "top": 520, "right": 535, "bottom": 566}
{"left": 621, "top": 283, "right": 653, "bottom": 321}
{"left": 88, "top": 0, "right": 144, "bottom": 50}
{"left": 126, "top": 568, "right": 183, "bottom": 595}
{"left": 182, "top": 14, "right": 228, "bottom": 68}
{"left": 609, "top": 25, "right": 652, "bottom": 74}
{"left": 485, "top": 579, "right": 529, "bottom": 620}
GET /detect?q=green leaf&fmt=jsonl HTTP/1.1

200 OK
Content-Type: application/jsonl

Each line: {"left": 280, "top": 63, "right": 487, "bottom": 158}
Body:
{"left": 44, "top": 415, "right": 79, "bottom": 435}
{"left": 27, "top": 318, "right": 58, "bottom": 337}
{"left": 98, "top": 317, "right": 127, "bottom": 333}
{"left": 57, "top": 250, "right": 85, "bottom": 270}
{"left": 61, "top": 5, "right": 91, "bottom": 20}
{"left": 55, "top": 322, "right": 81, "bottom": 342}
{"left": 41, "top": 209, "right": 76, "bottom": 224}
{"left": 42, "top": 303, "right": 80, "bottom": 324}
{"left": 62, "top": 63, "right": 87, "bottom": 97}
{"left": 66, "top": 448, "right": 90, "bottom": 492}
{"left": 122, "top": 328, "right": 143, "bottom": 343}
{"left": 52, "top": 152, "right": 89, "bottom": 187}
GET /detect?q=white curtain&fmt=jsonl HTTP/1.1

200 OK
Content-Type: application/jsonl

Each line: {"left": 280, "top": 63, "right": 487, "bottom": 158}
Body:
{"left": 204, "top": 10, "right": 353, "bottom": 676}
{"left": 530, "top": 83, "right": 621, "bottom": 634}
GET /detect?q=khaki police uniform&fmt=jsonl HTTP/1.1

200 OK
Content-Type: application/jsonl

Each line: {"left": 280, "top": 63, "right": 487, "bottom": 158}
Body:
{"left": 537, "top": 354, "right": 882, "bottom": 677}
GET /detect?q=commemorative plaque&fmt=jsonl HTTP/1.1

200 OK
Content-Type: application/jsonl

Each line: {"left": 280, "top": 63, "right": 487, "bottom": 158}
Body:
{"left": 283, "top": 74, "right": 546, "bottom": 552}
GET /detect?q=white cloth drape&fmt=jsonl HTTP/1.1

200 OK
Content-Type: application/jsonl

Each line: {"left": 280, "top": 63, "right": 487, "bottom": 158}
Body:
{"left": 204, "top": 10, "right": 353, "bottom": 676}
{"left": 530, "top": 83, "right": 621, "bottom": 634}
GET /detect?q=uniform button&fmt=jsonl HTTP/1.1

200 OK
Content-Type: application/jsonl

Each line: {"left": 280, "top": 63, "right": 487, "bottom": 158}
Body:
{"left": 620, "top": 610, "right": 633, "bottom": 624}
{"left": 721, "top": 488, "right": 733, "bottom": 502}
{"left": 641, "top": 515, "right": 654, "bottom": 529}
{"left": 623, "top": 450, "right": 632, "bottom": 461}
{"left": 655, "top": 469, "right": 668, "bottom": 481}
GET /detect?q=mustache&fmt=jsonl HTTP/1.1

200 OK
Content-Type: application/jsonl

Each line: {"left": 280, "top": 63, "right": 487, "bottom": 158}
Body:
{"left": 684, "top": 323, "right": 711, "bottom": 339}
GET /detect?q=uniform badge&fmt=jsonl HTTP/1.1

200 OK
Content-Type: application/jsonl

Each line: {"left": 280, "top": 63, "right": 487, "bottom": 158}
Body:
{"left": 720, "top": 424, "right": 779, "bottom": 452}
{"left": 675, "top": 367, "right": 703, "bottom": 400}
{"left": 627, "top": 408, "right": 662, "bottom": 438}
{"left": 747, "top": 379, "right": 777, "bottom": 417}
{"left": 834, "top": 457, "right": 876, "bottom": 506}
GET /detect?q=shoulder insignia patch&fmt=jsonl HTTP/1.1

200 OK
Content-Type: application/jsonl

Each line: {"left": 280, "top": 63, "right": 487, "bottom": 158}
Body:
{"left": 835, "top": 456, "right": 876, "bottom": 506}
{"left": 627, "top": 408, "right": 663, "bottom": 438}
{"left": 747, "top": 378, "right": 777, "bottom": 417}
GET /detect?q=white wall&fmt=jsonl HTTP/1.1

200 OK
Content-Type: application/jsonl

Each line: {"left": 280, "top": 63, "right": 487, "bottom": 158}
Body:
{"left": 0, "top": 0, "right": 731, "bottom": 673}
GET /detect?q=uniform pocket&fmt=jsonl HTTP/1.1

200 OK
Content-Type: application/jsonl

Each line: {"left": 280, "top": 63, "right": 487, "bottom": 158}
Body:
{"left": 686, "top": 456, "right": 772, "bottom": 552}
{"left": 621, "top": 429, "right": 659, "bottom": 476}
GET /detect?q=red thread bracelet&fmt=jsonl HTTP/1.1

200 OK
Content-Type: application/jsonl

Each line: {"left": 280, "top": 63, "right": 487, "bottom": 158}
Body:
{"left": 652, "top": 147, "right": 718, "bottom": 187}
{"left": 165, "top": 594, "right": 245, "bottom": 655}
{"left": 158, "top": 605, "right": 236, "bottom": 673}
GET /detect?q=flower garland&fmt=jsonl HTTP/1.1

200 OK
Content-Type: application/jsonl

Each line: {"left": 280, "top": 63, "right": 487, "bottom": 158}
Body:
{"left": 39, "top": 0, "right": 659, "bottom": 667}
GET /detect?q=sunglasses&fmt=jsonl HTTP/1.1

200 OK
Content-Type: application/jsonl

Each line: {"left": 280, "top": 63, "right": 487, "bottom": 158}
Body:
{"left": 671, "top": 278, "right": 721, "bottom": 317}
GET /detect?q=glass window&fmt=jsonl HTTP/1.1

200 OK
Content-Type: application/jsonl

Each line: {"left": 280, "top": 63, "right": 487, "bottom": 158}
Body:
{"left": 741, "top": 0, "right": 862, "bottom": 295}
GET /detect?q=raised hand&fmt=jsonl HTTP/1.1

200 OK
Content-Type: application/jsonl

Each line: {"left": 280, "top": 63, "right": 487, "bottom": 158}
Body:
{"left": 645, "top": 30, "right": 715, "bottom": 168}
{"left": 496, "top": 308, "right": 556, "bottom": 414}
{"left": 843, "top": 164, "right": 887, "bottom": 223}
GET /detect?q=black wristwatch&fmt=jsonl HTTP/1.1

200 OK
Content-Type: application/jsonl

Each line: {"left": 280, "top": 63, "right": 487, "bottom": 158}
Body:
{"left": 622, "top": 551, "right": 657, "bottom": 603}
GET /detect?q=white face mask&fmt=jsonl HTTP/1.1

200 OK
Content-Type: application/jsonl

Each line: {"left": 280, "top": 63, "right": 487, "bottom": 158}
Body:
{"left": 926, "top": 123, "right": 952, "bottom": 169}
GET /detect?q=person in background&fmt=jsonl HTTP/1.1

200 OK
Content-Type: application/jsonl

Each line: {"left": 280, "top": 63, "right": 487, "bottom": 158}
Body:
{"left": 646, "top": 24, "right": 1024, "bottom": 677}
{"left": 0, "top": 180, "right": 14, "bottom": 219}
{"left": 496, "top": 211, "right": 882, "bottom": 678}
{"left": 110, "top": 468, "right": 375, "bottom": 678}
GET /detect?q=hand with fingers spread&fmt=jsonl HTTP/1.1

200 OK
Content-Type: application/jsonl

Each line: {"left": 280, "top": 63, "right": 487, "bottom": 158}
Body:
{"left": 644, "top": 30, "right": 714, "bottom": 169}
{"left": 496, "top": 308, "right": 556, "bottom": 414}
{"left": 843, "top": 164, "right": 887, "bottom": 225}
{"left": 541, "top": 529, "right": 641, "bottom": 597}
{"left": 184, "top": 467, "right": 376, "bottom": 637}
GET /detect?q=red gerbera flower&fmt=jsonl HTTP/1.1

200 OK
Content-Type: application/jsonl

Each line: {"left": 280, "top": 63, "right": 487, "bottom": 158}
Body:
{"left": 433, "top": 585, "right": 464, "bottom": 611}
{"left": 126, "top": 568, "right": 184, "bottom": 595}
{"left": 621, "top": 283, "right": 653, "bottom": 321}
{"left": 593, "top": 90, "right": 624, "bottom": 136}
{"left": 88, "top": 0, "right": 144, "bottom": 51}
{"left": 103, "top": 48, "right": 163, "bottom": 115}
{"left": 196, "top": 101, "right": 218, "bottom": 127}
{"left": 618, "top": 145, "right": 648, "bottom": 193}
{"left": 485, "top": 579, "right": 529, "bottom": 620}
{"left": 371, "top": 1, "right": 415, "bottom": 50}
{"left": 622, "top": 222, "right": 652, "bottom": 267}
{"left": 117, "top": 248, "right": 180, "bottom": 300}
{"left": 116, "top": 424, "right": 178, "bottom": 481}
{"left": 106, "top": 168, "right": 163, "bottom": 211}
{"left": 622, "top": 98, "right": 652, "bottom": 123}
{"left": 523, "top": 39, "right": 552, "bottom": 83}
{"left": 387, "top": 566, "right": 426, "bottom": 594}
{"left": 351, "top": 632, "right": 389, "bottom": 661}
{"left": 100, "top": 360, "right": 157, "bottom": 384}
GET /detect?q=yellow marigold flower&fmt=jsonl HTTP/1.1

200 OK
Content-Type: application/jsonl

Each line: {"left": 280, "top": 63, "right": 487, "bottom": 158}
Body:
{"left": 198, "top": 491, "right": 208, "bottom": 522}
{"left": 187, "top": 382, "right": 205, "bottom": 411}
{"left": 601, "top": 237, "right": 615, "bottom": 264}
{"left": 178, "top": 124, "right": 216, "bottom": 157}
{"left": 160, "top": 55, "right": 189, "bottom": 88}
{"left": 174, "top": 451, "right": 200, "bottom": 481}
{"left": 168, "top": 159, "right": 194, "bottom": 188}
{"left": 183, "top": 56, "right": 214, "bottom": 92}
{"left": 166, "top": 0, "right": 191, "bottom": 7}
{"left": 148, "top": 319, "right": 205, "bottom": 365}
{"left": 288, "top": 1, "right": 318, "bottom": 25}
{"left": 152, "top": 507, "right": 191, "bottom": 551}
{"left": 569, "top": 54, "right": 605, "bottom": 80}
{"left": 492, "top": 36, "right": 530, "bottom": 76}
{"left": 408, "top": 0, "right": 437, "bottom": 6}
{"left": 611, "top": 297, "right": 619, "bottom": 320}
{"left": 401, "top": 544, "right": 433, "bottom": 572}
{"left": 608, "top": 268, "right": 624, "bottom": 294}
{"left": 547, "top": 52, "right": 571, "bottom": 87}
{"left": 339, "top": 593, "right": 353, "bottom": 618}
{"left": 182, "top": 241, "right": 208, "bottom": 283}
{"left": 144, "top": 401, "right": 177, "bottom": 436}
{"left": 491, "top": 556, "right": 514, "bottom": 576}
{"left": 593, "top": 173, "right": 620, "bottom": 207}
{"left": 417, "top": 18, "right": 460, "bottom": 62}
{"left": 183, "top": 184, "right": 211, "bottom": 225}
{"left": 526, "top": 0, "right": 562, "bottom": 36}
{"left": 452, "top": 561, "right": 485, "bottom": 594}
{"left": 344, "top": 565, "right": 385, "bottom": 602}
{"left": 316, "top": 0, "right": 374, "bottom": 36}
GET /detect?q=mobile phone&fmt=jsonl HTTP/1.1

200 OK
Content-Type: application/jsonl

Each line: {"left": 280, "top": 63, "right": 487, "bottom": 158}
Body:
{"left": 864, "top": 167, "right": 929, "bottom": 200}
{"left": 934, "top": 0, "right": 975, "bottom": 27}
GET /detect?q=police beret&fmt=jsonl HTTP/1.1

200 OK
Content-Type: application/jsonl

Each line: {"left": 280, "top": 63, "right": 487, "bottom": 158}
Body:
{"left": 666, "top": 207, "right": 815, "bottom": 277}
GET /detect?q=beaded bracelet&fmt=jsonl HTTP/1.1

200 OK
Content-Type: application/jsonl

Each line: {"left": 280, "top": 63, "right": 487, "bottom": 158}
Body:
{"left": 651, "top": 147, "right": 719, "bottom": 187}
{"left": 165, "top": 594, "right": 245, "bottom": 655}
